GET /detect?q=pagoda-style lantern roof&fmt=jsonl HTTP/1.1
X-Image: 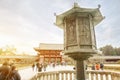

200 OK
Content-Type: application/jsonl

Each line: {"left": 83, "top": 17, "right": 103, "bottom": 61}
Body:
{"left": 55, "top": 3, "right": 104, "bottom": 28}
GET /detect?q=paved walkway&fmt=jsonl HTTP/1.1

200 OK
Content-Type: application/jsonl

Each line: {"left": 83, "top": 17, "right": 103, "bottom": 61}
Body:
{"left": 18, "top": 65, "right": 74, "bottom": 80}
{"left": 18, "top": 67, "right": 37, "bottom": 80}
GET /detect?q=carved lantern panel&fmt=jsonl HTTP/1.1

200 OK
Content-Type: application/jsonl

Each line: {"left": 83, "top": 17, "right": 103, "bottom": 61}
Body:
{"left": 64, "top": 15, "right": 77, "bottom": 50}
{"left": 66, "top": 16, "right": 77, "bottom": 45}
{"left": 64, "top": 13, "right": 96, "bottom": 51}
{"left": 78, "top": 17, "right": 92, "bottom": 49}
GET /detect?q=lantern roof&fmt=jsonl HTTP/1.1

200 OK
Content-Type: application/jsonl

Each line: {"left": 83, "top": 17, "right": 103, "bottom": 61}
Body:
{"left": 55, "top": 3, "right": 104, "bottom": 28}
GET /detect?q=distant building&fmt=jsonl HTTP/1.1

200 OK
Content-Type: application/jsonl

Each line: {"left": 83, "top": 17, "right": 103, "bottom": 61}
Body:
{"left": 34, "top": 43, "right": 63, "bottom": 64}
{"left": 89, "top": 55, "right": 120, "bottom": 63}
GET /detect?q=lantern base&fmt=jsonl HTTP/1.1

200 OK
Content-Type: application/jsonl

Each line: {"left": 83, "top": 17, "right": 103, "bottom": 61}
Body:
{"left": 64, "top": 49, "right": 97, "bottom": 60}
{"left": 65, "top": 49, "right": 97, "bottom": 80}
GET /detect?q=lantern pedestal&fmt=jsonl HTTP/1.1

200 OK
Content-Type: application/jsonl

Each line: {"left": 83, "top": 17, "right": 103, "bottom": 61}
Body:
{"left": 65, "top": 49, "right": 97, "bottom": 80}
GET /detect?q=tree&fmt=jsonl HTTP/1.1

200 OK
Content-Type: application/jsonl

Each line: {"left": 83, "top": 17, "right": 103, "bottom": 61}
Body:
{"left": 114, "top": 47, "right": 120, "bottom": 56}
{"left": 0, "top": 45, "right": 17, "bottom": 55}
{"left": 99, "top": 45, "right": 115, "bottom": 56}
{"left": 0, "top": 48, "right": 3, "bottom": 55}
{"left": 4, "top": 45, "right": 16, "bottom": 55}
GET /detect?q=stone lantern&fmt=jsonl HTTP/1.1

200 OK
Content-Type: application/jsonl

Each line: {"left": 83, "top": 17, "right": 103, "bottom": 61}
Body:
{"left": 55, "top": 3, "right": 104, "bottom": 80}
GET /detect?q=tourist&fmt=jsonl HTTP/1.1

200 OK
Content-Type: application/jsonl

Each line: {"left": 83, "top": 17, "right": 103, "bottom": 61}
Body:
{"left": 6, "top": 65, "right": 21, "bottom": 80}
{"left": 36, "top": 62, "right": 40, "bottom": 71}
{"left": 52, "top": 62, "right": 55, "bottom": 68}
{"left": 95, "top": 63, "right": 100, "bottom": 70}
{"left": 0, "top": 61, "right": 10, "bottom": 80}
{"left": 38, "top": 64, "right": 43, "bottom": 72}
{"left": 32, "top": 63, "right": 35, "bottom": 71}
{"left": 73, "top": 66, "right": 76, "bottom": 70}
{"left": 91, "top": 64, "right": 95, "bottom": 70}
{"left": 43, "top": 63, "right": 47, "bottom": 71}
{"left": 100, "top": 63, "right": 104, "bottom": 70}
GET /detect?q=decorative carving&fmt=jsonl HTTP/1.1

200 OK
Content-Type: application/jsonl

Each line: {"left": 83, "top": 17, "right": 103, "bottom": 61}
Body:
{"left": 78, "top": 17, "right": 91, "bottom": 45}
{"left": 66, "top": 16, "right": 77, "bottom": 46}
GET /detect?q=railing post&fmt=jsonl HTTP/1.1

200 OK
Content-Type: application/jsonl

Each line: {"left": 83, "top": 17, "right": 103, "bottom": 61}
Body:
{"left": 53, "top": 73, "right": 56, "bottom": 80}
{"left": 38, "top": 73, "right": 41, "bottom": 80}
{"left": 46, "top": 74, "right": 49, "bottom": 80}
{"left": 69, "top": 73, "right": 72, "bottom": 80}
{"left": 100, "top": 73, "right": 104, "bottom": 80}
{"left": 105, "top": 73, "right": 109, "bottom": 80}
{"left": 111, "top": 72, "right": 120, "bottom": 80}
{"left": 65, "top": 73, "right": 68, "bottom": 80}
{"left": 61, "top": 72, "right": 64, "bottom": 80}
{"left": 91, "top": 73, "right": 94, "bottom": 80}
{"left": 95, "top": 73, "right": 98, "bottom": 80}
{"left": 43, "top": 74, "right": 45, "bottom": 80}
{"left": 56, "top": 72, "right": 59, "bottom": 80}
{"left": 50, "top": 74, "right": 52, "bottom": 80}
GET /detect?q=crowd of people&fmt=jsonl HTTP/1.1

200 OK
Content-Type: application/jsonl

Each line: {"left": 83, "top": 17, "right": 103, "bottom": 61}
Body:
{"left": 32, "top": 62, "right": 49, "bottom": 72}
{"left": 32, "top": 61, "right": 104, "bottom": 72}
{"left": 31, "top": 61, "right": 67, "bottom": 72}
{"left": 0, "top": 61, "right": 21, "bottom": 80}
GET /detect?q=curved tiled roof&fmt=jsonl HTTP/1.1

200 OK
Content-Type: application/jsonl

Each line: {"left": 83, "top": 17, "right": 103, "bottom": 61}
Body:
{"left": 38, "top": 43, "right": 63, "bottom": 50}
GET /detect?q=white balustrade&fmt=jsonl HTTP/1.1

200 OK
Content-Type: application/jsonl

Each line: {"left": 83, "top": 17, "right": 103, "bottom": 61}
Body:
{"left": 30, "top": 70, "right": 120, "bottom": 80}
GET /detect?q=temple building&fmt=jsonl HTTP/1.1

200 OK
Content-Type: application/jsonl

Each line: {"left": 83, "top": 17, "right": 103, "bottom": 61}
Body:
{"left": 34, "top": 43, "right": 64, "bottom": 64}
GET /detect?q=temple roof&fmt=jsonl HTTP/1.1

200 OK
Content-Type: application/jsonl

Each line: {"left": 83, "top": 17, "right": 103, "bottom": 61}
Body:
{"left": 55, "top": 3, "right": 104, "bottom": 28}
{"left": 34, "top": 43, "right": 63, "bottom": 51}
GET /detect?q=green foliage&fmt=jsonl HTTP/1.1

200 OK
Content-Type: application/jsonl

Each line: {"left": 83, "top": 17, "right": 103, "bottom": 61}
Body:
{"left": 99, "top": 45, "right": 120, "bottom": 56}
{"left": 0, "top": 48, "right": 3, "bottom": 55}
{"left": 0, "top": 45, "right": 17, "bottom": 55}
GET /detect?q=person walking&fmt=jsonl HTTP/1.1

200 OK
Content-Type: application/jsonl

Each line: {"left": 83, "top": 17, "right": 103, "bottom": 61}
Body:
{"left": 38, "top": 64, "right": 43, "bottom": 72}
{"left": 36, "top": 62, "right": 39, "bottom": 71}
{"left": 32, "top": 63, "right": 35, "bottom": 71}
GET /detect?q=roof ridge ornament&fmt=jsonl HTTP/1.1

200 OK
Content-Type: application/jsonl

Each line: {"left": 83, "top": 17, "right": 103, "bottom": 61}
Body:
{"left": 98, "top": 4, "right": 101, "bottom": 9}
{"left": 73, "top": 2, "right": 80, "bottom": 8}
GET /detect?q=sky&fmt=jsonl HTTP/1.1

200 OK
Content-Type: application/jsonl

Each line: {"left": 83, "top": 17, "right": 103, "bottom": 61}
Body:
{"left": 0, "top": 0, "right": 120, "bottom": 55}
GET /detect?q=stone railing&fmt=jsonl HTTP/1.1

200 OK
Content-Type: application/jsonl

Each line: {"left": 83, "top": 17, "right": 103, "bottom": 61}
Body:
{"left": 30, "top": 70, "right": 120, "bottom": 80}
{"left": 30, "top": 70, "right": 75, "bottom": 80}
{"left": 87, "top": 70, "right": 120, "bottom": 80}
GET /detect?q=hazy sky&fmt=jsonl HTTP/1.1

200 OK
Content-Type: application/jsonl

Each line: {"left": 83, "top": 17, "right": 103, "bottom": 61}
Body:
{"left": 0, "top": 0, "right": 120, "bottom": 55}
